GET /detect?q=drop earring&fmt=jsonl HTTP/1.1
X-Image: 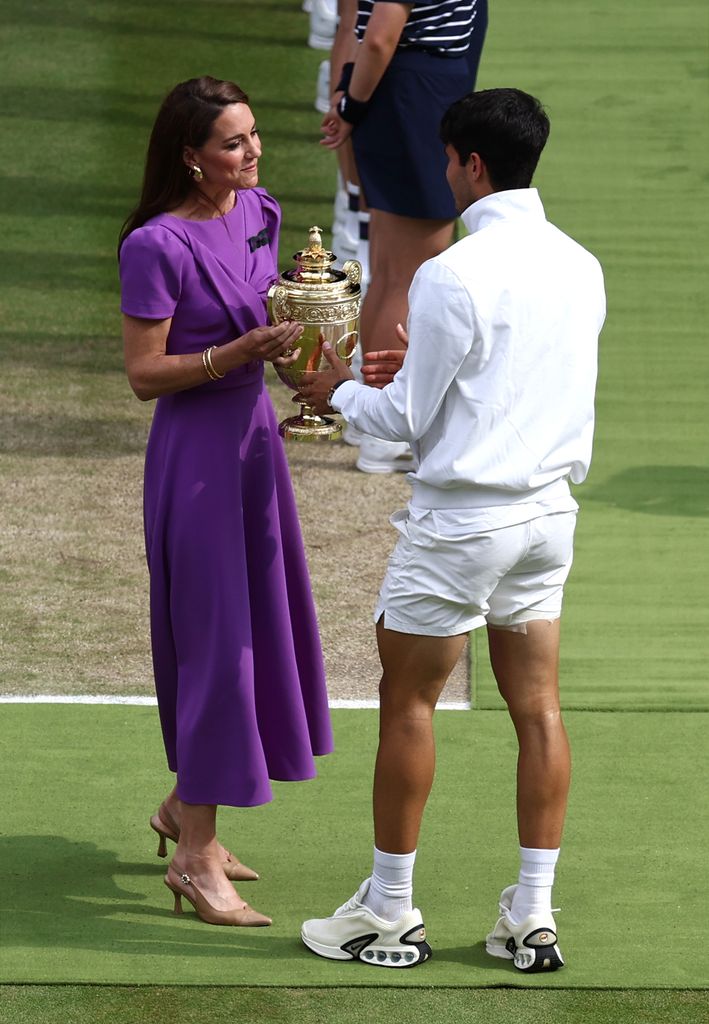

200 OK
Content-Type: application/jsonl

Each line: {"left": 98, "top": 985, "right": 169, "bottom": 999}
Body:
{"left": 191, "top": 165, "right": 204, "bottom": 181}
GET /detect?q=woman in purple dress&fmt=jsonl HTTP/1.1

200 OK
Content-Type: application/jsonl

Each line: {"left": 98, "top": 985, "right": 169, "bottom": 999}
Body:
{"left": 118, "top": 77, "right": 333, "bottom": 927}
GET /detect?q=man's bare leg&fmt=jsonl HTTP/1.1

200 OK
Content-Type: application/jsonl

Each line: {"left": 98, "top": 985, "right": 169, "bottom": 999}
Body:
{"left": 486, "top": 617, "right": 569, "bottom": 952}
{"left": 486, "top": 619, "right": 570, "bottom": 848}
{"left": 373, "top": 620, "right": 467, "bottom": 853}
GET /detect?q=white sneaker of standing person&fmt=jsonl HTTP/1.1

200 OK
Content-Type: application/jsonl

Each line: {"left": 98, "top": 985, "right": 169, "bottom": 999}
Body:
{"left": 356, "top": 434, "right": 414, "bottom": 474}
{"left": 314, "top": 59, "right": 330, "bottom": 114}
{"left": 308, "top": 0, "right": 337, "bottom": 49}
{"left": 485, "top": 884, "right": 565, "bottom": 972}
{"left": 301, "top": 879, "right": 432, "bottom": 968}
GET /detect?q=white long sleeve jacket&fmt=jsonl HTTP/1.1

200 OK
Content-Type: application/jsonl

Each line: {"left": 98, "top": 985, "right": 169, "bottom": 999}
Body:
{"left": 333, "top": 188, "right": 606, "bottom": 513}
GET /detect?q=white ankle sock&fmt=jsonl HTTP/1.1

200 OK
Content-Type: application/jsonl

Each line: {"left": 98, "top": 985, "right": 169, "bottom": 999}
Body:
{"left": 510, "top": 846, "right": 560, "bottom": 923}
{"left": 363, "top": 847, "right": 415, "bottom": 922}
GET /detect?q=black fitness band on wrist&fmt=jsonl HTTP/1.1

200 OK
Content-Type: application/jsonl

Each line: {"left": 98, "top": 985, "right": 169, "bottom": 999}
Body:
{"left": 337, "top": 91, "right": 369, "bottom": 126}
{"left": 327, "top": 378, "right": 348, "bottom": 408}
{"left": 335, "top": 61, "right": 354, "bottom": 93}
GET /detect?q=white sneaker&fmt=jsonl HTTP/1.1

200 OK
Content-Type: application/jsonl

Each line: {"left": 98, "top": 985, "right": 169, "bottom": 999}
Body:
{"left": 301, "top": 879, "right": 432, "bottom": 968}
{"left": 342, "top": 421, "right": 363, "bottom": 446}
{"left": 485, "top": 884, "right": 565, "bottom": 972}
{"left": 314, "top": 59, "right": 331, "bottom": 114}
{"left": 308, "top": 0, "right": 337, "bottom": 49}
{"left": 332, "top": 221, "right": 358, "bottom": 262}
{"left": 356, "top": 434, "right": 414, "bottom": 474}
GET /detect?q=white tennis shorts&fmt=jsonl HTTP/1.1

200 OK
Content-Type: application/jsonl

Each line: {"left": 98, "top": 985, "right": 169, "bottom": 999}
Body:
{"left": 375, "top": 506, "right": 577, "bottom": 637}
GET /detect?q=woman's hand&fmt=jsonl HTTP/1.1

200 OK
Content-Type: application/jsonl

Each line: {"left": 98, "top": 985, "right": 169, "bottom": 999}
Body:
{"left": 273, "top": 347, "right": 302, "bottom": 369}
{"left": 237, "top": 320, "right": 304, "bottom": 362}
{"left": 361, "top": 322, "right": 409, "bottom": 388}
{"left": 320, "top": 107, "right": 354, "bottom": 151}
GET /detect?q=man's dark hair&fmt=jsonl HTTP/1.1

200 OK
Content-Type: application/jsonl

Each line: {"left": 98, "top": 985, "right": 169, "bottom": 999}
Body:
{"left": 440, "top": 88, "right": 550, "bottom": 191}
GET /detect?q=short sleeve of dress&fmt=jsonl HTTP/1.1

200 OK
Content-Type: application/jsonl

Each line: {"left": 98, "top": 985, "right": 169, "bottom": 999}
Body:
{"left": 119, "top": 225, "right": 187, "bottom": 319}
{"left": 253, "top": 188, "right": 282, "bottom": 269}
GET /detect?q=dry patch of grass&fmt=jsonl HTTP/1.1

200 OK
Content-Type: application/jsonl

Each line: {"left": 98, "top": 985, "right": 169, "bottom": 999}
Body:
{"left": 0, "top": 355, "right": 468, "bottom": 702}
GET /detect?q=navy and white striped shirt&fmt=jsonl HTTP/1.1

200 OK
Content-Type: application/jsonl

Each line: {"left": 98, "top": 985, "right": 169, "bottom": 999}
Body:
{"left": 355, "top": 0, "right": 479, "bottom": 57}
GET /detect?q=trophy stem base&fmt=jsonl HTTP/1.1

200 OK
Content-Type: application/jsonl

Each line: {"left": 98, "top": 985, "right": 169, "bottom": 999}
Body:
{"left": 278, "top": 413, "right": 343, "bottom": 442}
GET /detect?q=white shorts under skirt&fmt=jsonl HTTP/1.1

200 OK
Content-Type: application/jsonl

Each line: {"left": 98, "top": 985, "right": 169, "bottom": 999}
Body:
{"left": 374, "top": 507, "right": 578, "bottom": 637}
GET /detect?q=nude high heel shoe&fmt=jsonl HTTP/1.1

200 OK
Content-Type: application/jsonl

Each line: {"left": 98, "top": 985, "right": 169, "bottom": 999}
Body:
{"left": 164, "top": 865, "right": 272, "bottom": 927}
{"left": 149, "top": 802, "right": 259, "bottom": 881}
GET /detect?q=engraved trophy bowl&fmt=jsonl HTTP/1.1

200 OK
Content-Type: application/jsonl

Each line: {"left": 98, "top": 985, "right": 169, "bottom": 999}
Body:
{"left": 267, "top": 226, "right": 361, "bottom": 441}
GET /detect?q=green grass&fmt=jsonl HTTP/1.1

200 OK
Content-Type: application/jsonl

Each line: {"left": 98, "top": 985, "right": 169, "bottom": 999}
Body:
{"left": 2, "top": 986, "right": 707, "bottom": 1024}
{"left": 1, "top": 0, "right": 708, "bottom": 1020}
{"left": 2, "top": 707, "right": 707, "bottom": 989}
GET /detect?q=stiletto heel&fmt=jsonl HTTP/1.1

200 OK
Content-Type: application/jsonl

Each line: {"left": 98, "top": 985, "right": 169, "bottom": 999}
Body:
{"left": 164, "top": 865, "right": 271, "bottom": 927}
{"left": 150, "top": 801, "right": 259, "bottom": 881}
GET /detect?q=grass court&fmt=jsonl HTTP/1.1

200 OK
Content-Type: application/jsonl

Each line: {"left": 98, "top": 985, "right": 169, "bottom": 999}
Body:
{"left": 1, "top": 0, "right": 707, "bottom": 1021}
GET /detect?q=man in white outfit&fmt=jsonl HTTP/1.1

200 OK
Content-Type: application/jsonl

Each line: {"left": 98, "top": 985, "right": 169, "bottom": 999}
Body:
{"left": 298, "top": 88, "right": 606, "bottom": 972}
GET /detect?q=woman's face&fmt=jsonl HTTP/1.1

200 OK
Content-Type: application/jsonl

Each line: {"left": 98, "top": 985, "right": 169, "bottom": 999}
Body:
{"left": 186, "top": 103, "right": 262, "bottom": 190}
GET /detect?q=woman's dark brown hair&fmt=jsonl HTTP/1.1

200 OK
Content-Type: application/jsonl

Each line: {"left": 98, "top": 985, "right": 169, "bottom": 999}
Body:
{"left": 118, "top": 76, "right": 249, "bottom": 252}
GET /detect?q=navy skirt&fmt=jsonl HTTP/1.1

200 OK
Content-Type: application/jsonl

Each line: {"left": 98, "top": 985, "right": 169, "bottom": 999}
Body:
{"left": 352, "top": 50, "right": 475, "bottom": 220}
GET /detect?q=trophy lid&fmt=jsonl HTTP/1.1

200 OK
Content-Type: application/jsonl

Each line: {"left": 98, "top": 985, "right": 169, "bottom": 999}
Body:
{"left": 290, "top": 226, "right": 340, "bottom": 283}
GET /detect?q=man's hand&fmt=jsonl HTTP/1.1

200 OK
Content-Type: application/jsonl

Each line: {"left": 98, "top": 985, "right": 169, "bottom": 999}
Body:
{"left": 298, "top": 341, "right": 354, "bottom": 414}
{"left": 362, "top": 322, "right": 408, "bottom": 388}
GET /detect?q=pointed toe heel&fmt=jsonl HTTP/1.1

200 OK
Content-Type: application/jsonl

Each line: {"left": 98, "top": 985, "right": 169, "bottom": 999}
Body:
{"left": 164, "top": 867, "right": 271, "bottom": 927}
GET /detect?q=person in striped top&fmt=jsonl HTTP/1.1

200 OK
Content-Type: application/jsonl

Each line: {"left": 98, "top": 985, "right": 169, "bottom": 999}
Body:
{"left": 355, "top": 0, "right": 478, "bottom": 55}
{"left": 322, "top": 0, "right": 486, "bottom": 473}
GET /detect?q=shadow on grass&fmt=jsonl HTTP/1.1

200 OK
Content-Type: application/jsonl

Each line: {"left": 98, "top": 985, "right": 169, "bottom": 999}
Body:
{"left": 0, "top": 174, "right": 137, "bottom": 220}
{"left": 0, "top": 334, "right": 125, "bottom": 372}
{"left": 0, "top": 414, "right": 147, "bottom": 457}
{"left": 3, "top": 2, "right": 306, "bottom": 48}
{"left": 436, "top": 941, "right": 518, "bottom": 976}
{"left": 584, "top": 466, "right": 709, "bottom": 517}
{"left": 0, "top": 87, "right": 160, "bottom": 131}
{"left": 2, "top": 249, "right": 119, "bottom": 294}
{"left": 1, "top": 835, "right": 289, "bottom": 963}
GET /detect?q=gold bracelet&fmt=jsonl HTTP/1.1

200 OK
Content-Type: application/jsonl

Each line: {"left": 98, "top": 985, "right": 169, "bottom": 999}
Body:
{"left": 202, "top": 347, "right": 219, "bottom": 381}
{"left": 205, "top": 345, "right": 226, "bottom": 380}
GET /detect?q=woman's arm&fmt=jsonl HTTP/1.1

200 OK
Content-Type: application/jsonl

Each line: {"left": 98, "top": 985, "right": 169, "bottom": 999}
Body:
{"left": 321, "top": 1, "right": 413, "bottom": 150}
{"left": 123, "top": 314, "right": 303, "bottom": 401}
{"left": 330, "top": 0, "right": 359, "bottom": 98}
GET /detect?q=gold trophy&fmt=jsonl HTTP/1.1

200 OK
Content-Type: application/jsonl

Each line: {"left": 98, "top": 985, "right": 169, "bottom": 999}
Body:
{"left": 268, "top": 226, "right": 361, "bottom": 441}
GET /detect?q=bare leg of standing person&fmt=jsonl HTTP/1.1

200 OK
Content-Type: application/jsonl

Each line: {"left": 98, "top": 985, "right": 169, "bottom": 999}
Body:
{"left": 301, "top": 620, "right": 466, "bottom": 965}
{"left": 163, "top": 801, "right": 272, "bottom": 926}
{"left": 371, "top": 622, "right": 467, "bottom": 854}
{"left": 356, "top": 212, "right": 454, "bottom": 473}
{"left": 361, "top": 211, "right": 454, "bottom": 357}
{"left": 484, "top": 618, "right": 568, "bottom": 971}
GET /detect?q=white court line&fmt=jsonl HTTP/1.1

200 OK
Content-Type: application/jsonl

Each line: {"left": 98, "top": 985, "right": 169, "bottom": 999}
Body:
{"left": 0, "top": 694, "right": 470, "bottom": 710}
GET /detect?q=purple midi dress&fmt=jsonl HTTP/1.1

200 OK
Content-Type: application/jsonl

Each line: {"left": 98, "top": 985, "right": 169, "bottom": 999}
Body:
{"left": 119, "top": 188, "right": 333, "bottom": 807}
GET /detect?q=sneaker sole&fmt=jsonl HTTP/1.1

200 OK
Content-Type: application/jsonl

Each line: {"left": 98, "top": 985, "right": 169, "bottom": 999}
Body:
{"left": 355, "top": 458, "right": 413, "bottom": 474}
{"left": 504, "top": 930, "right": 565, "bottom": 972}
{"left": 301, "top": 925, "right": 432, "bottom": 968}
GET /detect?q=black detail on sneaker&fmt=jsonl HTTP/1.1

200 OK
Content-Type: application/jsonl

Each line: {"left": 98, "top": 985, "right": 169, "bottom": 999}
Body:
{"left": 399, "top": 923, "right": 433, "bottom": 965}
{"left": 341, "top": 933, "right": 378, "bottom": 959}
{"left": 511, "top": 928, "right": 564, "bottom": 973}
